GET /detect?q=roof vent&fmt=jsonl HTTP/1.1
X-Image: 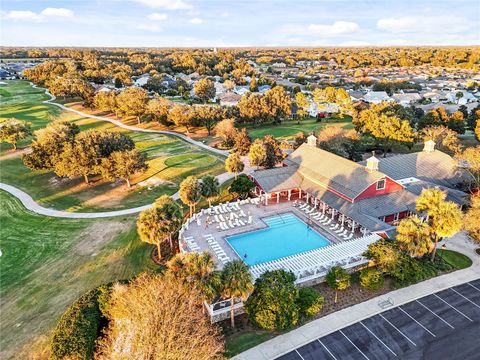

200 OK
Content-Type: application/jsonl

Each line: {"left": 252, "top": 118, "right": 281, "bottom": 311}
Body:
{"left": 307, "top": 134, "right": 317, "bottom": 147}
{"left": 423, "top": 139, "right": 436, "bottom": 152}
{"left": 366, "top": 151, "right": 379, "bottom": 172}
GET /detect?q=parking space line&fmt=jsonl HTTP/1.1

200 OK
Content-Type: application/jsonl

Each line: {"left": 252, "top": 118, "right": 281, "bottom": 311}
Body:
{"left": 317, "top": 339, "right": 338, "bottom": 360}
{"left": 468, "top": 282, "right": 480, "bottom": 292}
{"left": 415, "top": 300, "right": 455, "bottom": 329}
{"left": 295, "top": 349, "right": 305, "bottom": 360}
{"left": 451, "top": 288, "right": 480, "bottom": 309}
{"left": 433, "top": 294, "right": 474, "bottom": 322}
{"left": 339, "top": 329, "right": 370, "bottom": 360}
{"left": 398, "top": 307, "right": 436, "bottom": 338}
{"left": 360, "top": 322, "right": 398, "bottom": 357}
{"left": 378, "top": 313, "right": 417, "bottom": 347}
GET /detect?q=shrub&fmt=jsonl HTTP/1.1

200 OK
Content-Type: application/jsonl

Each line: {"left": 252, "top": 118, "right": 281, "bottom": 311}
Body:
{"left": 389, "top": 255, "right": 438, "bottom": 288}
{"left": 297, "top": 287, "right": 324, "bottom": 317}
{"left": 326, "top": 266, "right": 351, "bottom": 303}
{"left": 50, "top": 285, "right": 111, "bottom": 360}
{"left": 359, "top": 268, "right": 384, "bottom": 291}
{"left": 245, "top": 270, "right": 299, "bottom": 331}
{"left": 229, "top": 174, "right": 255, "bottom": 199}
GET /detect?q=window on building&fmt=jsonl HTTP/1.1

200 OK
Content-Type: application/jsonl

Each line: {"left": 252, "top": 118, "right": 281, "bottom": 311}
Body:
{"left": 376, "top": 179, "right": 386, "bottom": 190}
{"left": 394, "top": 213, "right": 399, "bottom": 221}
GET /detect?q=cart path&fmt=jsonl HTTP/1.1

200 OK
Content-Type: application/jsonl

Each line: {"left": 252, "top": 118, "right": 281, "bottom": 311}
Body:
{"left": 30, "top": 82, "right": 229, "bottom": 157}
{"left": 0, "top": 171, "right": 235, "bottom": 218}
{"left": 0, "top": 83, "right": 236, "bottom": 218}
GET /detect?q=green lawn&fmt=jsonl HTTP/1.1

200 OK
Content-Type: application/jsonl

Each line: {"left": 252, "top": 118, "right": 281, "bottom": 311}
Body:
{"left": 0, "top": 80, "right": 225, "bottom": 212}
{"left": 440, "top": 249, "right": 473, "bottom": 269}
{"left": 241, "top": 116, "right": 353, "bottom": 140}
{"left": 225, "top": 331, "right": 274, "bottom": 358}
{"left": 0, "top": 191, "right": 154, "bottom": 359}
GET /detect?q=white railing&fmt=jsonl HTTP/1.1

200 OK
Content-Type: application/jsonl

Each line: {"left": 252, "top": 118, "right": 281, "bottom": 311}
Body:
{"left": 205, "top": 298, "right": 244, "bottom": 317}
{"left": 249, "top": 234, "right": 381, "bottom": 284}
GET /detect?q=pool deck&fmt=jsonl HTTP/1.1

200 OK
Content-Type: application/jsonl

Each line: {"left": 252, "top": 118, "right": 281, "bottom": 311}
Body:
{"left": 181, "top": 200, "right": 358, "bottom": 269}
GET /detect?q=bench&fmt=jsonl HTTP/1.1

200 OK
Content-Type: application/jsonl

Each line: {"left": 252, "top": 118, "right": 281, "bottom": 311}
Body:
{"left": 378, "top": 297, "right": 394, "bottom": 309}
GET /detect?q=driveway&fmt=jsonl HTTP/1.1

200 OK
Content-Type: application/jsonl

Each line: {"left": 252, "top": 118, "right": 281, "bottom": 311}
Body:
{"left": 277, "top": 279, "right": 480, "bottom": 360}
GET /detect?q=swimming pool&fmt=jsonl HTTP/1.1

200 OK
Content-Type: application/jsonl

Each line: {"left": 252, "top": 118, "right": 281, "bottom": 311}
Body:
{"left": 225, "top": 212, "right": 331, "bottom": 266}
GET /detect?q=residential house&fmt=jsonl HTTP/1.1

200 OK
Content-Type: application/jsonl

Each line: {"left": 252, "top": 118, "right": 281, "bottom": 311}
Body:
{"left": 363, "top": 91, "right": 392, "bottom": 104}
{"left": 218, "top": 92, "right": 242, "bottom": 107}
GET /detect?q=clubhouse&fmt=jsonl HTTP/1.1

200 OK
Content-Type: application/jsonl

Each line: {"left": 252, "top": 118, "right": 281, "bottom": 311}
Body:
{"left": 250, "top": 136, "right": 467, "bottom": 238}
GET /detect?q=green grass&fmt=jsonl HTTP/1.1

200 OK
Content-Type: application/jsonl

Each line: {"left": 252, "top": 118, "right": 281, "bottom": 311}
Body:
{"left": 0, "top": 191, "right": 154, "bottom": 359}
{"left": 0, "top": 80, "right": 225, "bottom": 212}
{"left": 225, "top": 331, "right": 274, "bottom": 358}
{"left": 242, "top": 116, "right": 353, "bottom": 140}
{"left": 440, "top": 249, "right": 473, "bottom": 269}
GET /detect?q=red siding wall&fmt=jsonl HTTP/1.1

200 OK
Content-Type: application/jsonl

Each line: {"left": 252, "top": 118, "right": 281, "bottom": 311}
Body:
{"left": 354, "top": 177, "right": 403, "bottom": 201}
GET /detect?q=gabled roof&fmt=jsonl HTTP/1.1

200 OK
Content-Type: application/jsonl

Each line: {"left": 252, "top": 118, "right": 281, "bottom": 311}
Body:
{"left": 252, "top": 166, "right": 302, "bottom": 193}
{"left": 360, "top": 150, "right": 465, "bottom": 188}
{"left": 289, "top": 144, "right": 386, "bottom": 200}
{"left": 300, "top": 178, "right": 408, "bottom": 231}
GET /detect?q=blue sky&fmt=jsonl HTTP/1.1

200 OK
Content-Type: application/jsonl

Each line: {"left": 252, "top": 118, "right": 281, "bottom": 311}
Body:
{"left": 1, "top": 0, "right": 479, "bottom": 47}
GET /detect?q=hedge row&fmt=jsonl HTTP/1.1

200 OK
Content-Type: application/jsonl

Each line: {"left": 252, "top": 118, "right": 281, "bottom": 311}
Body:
{"left": 50, "top": 285, "right": 111, "bottom": 360}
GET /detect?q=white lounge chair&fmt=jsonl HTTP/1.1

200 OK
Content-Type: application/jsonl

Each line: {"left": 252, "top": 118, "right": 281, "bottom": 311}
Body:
{"left": 247, "top": 216, "right": 253, "bottom": 224}
{"left": 335, "top": 227, "right": 344, "bottom": 234}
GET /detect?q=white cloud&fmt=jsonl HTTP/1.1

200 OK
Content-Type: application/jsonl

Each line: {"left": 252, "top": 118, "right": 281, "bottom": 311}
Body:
{"left": 147, "top": 12, "right": 168, "bottom": 21}
{"left": 308, "top": 21, "right": 359, "bottom": 37}
{"left": 377, "top": 16, "right": 469, "bottom": 33}
{"left": 189, "top": 17, "right": 203, "bottom": 25}
{"left": 40, "top": 8, "right": 74, "bottom": 17}
{"left": 137, "top": 24, "right": 163, "bottom": 32}
{"left": 133, "top": 0, "right": 192, "bottom": 10}
{"left": 3, "top": 8, "right": 74, "bottom": 21}
{"left": 4, "top": 10, "right": 42, "bottom": 21}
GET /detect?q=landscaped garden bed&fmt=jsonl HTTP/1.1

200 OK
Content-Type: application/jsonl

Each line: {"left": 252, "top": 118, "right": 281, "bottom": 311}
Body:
{"left": 223, "top": 249, "right": 472, "bottom": 357}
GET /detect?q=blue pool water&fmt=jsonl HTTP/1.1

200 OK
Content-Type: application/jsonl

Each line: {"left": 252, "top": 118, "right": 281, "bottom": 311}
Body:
{"left": 226, "top": 213, "right": 330, "bottom": 266}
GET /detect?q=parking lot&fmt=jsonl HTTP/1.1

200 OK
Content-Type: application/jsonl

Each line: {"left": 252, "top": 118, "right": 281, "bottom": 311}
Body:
{"left": 276, "top": 279, "right": 480, "bottom": 360}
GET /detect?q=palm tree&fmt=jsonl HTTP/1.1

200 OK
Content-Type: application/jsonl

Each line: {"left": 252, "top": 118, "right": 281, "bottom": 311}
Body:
{"left": 221, "top": 260, "right": 253, "bottom": 328}
{"left": 179, "top": 176, "right": 202, "bottom": 217}
{"left": 200, "top": 175, "right": 220, "bottom": 207}
{"left": 396, "top": 215, "right": 432, "bottom": 257}
{"left": 154, "top": 195, "right": 183, "bottom": 250}
{"left": 137, "top": 207, "right": 166, "bottom": 260}
{"left": 167, "top": 252, "right": 222, "bottom": 312}
{"left": 416, "top": 189, "right": 462, "bottom": 261}
{"left": 137, "top": 195, "right": 182, "bottom": 260}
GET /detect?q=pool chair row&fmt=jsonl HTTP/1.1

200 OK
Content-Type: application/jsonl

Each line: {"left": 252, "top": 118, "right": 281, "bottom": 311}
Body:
{"left": 328, "top": 222, "right": 355, "bottom": 240}
{"left": 213, "top": 210, "right": 247, "bottom": 223}
{"left": 183, "top": 236, "right": 200, "bottom": 252}
{"left": 216, "top": 216, "right": 253, "bottom": 231}
{"left": 203, "top": 234, "right": 231, "bottom": 264}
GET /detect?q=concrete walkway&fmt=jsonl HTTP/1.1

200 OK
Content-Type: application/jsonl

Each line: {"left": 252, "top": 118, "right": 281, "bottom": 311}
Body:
{"left": 0, "top": 171, "right": 236, "bottom": 219}
{"left": 233, "top": 233, "right": 480, "bottom": 360}
{"left": 30, "top": 82, "right": 229, "bottom": 157}
{"left": 0, "top": 83, "right": 239, "bottom": 219}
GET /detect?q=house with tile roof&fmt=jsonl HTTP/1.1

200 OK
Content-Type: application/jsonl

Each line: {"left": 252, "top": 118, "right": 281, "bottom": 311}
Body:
{"left": 250, "top": 136, "right": 467, "bottom": 237}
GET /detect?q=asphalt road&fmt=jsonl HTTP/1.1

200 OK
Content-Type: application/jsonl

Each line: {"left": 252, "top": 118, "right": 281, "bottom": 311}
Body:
{"left": 276, "top": 279, "right": 480, "bottom": 360}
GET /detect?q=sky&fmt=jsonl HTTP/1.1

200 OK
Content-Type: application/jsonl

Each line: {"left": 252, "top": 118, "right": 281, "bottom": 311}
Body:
{"left": 1, "top": 0, "right": 479, "bottom": 47}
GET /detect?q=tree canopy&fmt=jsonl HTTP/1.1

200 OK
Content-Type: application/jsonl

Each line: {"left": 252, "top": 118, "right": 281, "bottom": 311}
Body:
{"left": 98, "top": 273, "right": 224, "bottom": 359}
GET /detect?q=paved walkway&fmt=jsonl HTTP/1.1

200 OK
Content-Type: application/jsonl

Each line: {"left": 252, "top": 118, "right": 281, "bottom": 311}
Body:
{"left": 30, "top": 82, "right": 229, "bottom": 157}
{"left": 233, "top": 233, "right": 480, "bottom": 360}
{"left": 0, "top": 83, "right": 238, "bottom": 219}
{"left": 0, "top": 172, "right": 235, "bottom": 219}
